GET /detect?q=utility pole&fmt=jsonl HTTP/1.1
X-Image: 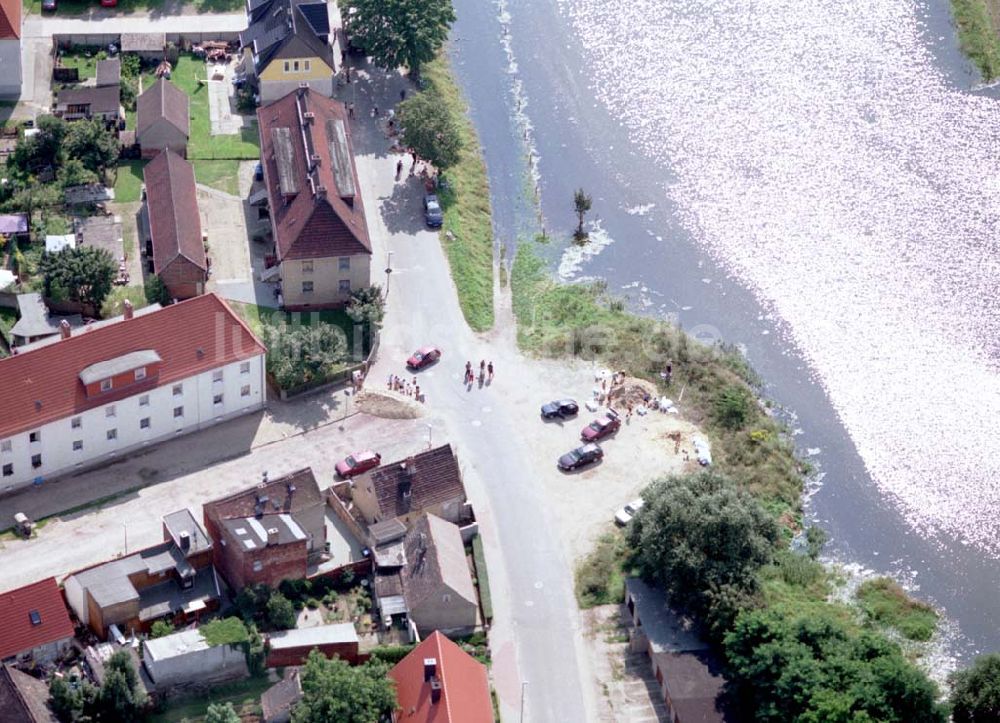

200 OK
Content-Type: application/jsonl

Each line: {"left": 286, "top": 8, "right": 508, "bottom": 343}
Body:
{"left": 520, "top": 681, "right": 527, "bottom": 723}
{"left": 385, "top": 250, "right": 394, "bottom": 297}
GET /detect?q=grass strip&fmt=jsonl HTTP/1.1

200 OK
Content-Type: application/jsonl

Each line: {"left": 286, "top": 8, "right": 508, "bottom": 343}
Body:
{"left": 952, "top": 0, "right": 1000, "bottom": 80}
{"left": 472, "top": 533, "right": 494, "bottom": 621}
{"left": 199, "top": 617, "right": 250, "bottom": 646}
{"left": 421, "top": 56, "right": 495, "bottom": 332}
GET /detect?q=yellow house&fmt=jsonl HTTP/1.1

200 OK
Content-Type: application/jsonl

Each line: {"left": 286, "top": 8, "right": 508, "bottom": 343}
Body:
{"left": 239, "top": 0, "right": 336, "bottom": 102}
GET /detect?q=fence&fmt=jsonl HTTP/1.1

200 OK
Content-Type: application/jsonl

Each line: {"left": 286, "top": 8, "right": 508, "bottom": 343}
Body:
{"left": 53, "top": 32, "right": 242, "bottom": 50}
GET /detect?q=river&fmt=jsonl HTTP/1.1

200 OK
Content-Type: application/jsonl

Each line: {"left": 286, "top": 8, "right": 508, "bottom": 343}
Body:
{"left": 447, "top": 0, "right": 1000, "bottom": 665}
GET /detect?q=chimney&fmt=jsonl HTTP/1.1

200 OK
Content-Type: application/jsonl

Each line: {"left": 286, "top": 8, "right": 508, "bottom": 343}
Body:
{"left": 315, "top": 184, "right": 327, "bottom": 199}
{"left": 123, "top": 299, "right": 133, "bottom": 320}
{"left": 267, "top": 527, "right": 280, "bottom": 546}
{"left": 423, "top": 658, "right": 437, "bottom": 682}
{"left": 303, "top": 111, "right": 315, "bottom": 122}
{"left": 297, "top": 82, "right": 309, "bottom": 96}
{"left": 430, "top": 679, "right": 443, "bottom": 704}
{"left": 179, "top": 530, "right": 190, "bottom": 551}
{"left": 60, "top": 319, "right": 71, "bottom": 339}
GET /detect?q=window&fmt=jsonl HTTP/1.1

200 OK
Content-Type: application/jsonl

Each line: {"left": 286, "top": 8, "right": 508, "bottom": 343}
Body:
{"left": 213, "top": 393, "right": 224, "bottom": 406}
{"left": 338, "top": 256, "right": 350, "bottom": 271}
{"left": 140, "top": 418, "right": 151, "bottom": 430}
{"left": 106, "top": 429, "right": 117, "bottom": 441}
{"left": 172, "top": 384, "right": 183, "bottom": 396}
{"left": 100, "top": 379, "right": 112, "bottom": 392}
{"left": 0, "top": 440, "right": 10, "bottom": 453}
{"left": 304, "top": 60, "right": 310, "bottom": 72}
{"left": 293, "top": 60, "right": 300, "bottom": 72}
{"left": 29, "top": 431, "right": 40, "bottom": 444}
{"left": 134, "top": 367, "right": 146, "bottom": 381}
{"left": 283, "top": 61, "right": 290, "bottom": 72}
{"left": 2, "top": 464, "right": 12, "bottom": 477}
{"left": 73, "top": 440, "right": 83, "bottom": 452}
{"left": 31, "top": 454, "right": 41, "bottom": 468}
{"left": 139, "top": 395, "right": 150, "bottom": 407}
{"left": 71, "top": 417, "right": 82, "bottom": 429}
{"left": 339, "top": 279, "right": 351, "bottom": 293}
{"left": 302, "top": 260, "right": 314, "bottom": 274}
{"left": 106, "top": 405, "right": 116, "bottom": 418}
{"left": 252, "top": 560, "right": 263, "bottom": 572}
{"left": 241, "top": 385, "right": 251, "bottom": 398}
{"left": 29, "top": 611, "right": 41, "bottom": 626}
{"left": 213, "top": 370, "right": 224, "bottom": 383}
{"left": 240, "top": 361, "right": 251, "bottom": 375}
{"left": 173, "top": 406, "right": 184, "bottom": 418}
{"left": 302, "top": 281, "right": 314, "bottom": 294}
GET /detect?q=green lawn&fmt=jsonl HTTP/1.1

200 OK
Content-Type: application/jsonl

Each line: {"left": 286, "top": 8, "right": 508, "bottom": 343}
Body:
{"left": 114, "top": 160, "right": 146, "bottom": 203}
{"left": 56, "top": 52, "right": 98, "bottom": 80}
{"left": 171, "top": 55, "right": 260, "bottom": 160}
{"left": 148, "top": 676, "right": 271, "bottom": 723}
{"left": 193, "top": 160, "right": 242, "bottom": 195}
{"left": 421, "top": 56, "right": 495, "bottom": 332}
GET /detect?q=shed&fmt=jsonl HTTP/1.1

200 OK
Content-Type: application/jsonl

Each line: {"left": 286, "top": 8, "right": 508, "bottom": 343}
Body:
{"left": 95, "top": 57, "right": 120, "bottom": 87}
{"left": 121, "top": 33, "right": 165, "bottom": 60}
{"left": 142, "top": 628, "right": 248, "bottom": 689}
{"left": 265, "top": 623, "right": 360, "bottom": 667}
{"left": 136, "top": 78, "right": 189, "bottom": 159}
{"left": 44, "top": 234, "right": 75, "bottom": 254}
{"left": 0, "top": 213, "right": 28, "bottom": 236}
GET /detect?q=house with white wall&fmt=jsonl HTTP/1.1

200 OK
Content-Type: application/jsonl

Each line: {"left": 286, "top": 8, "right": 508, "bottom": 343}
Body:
{"left": 0, "top": 294, "right": 266, "bottom": 493}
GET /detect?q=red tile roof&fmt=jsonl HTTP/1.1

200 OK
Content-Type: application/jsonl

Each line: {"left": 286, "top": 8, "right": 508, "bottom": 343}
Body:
{"left": 0, "top": 578, "right": 74, "bottom": 661}
{"left": 0, "top": 294, "right": 265, "bottom": 439}
{"left": 0, "top": 0, "right": 20, "bottom": 40}
{"left": 390, "top": 632, "right": 492, "bottom": 723}
{"left": 257, "top": 87, "right": 371, "bottom": 261}
{"left": 144, "top": 150, "right": 206, "bottom": 273}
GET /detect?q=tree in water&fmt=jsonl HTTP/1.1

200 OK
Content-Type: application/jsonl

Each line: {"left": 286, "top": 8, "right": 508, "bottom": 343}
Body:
{"left": 573, "top": 188, "right": 592, "bottom": 242}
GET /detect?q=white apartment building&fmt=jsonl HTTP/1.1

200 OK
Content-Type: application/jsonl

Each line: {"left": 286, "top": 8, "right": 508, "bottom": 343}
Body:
{"left": 0, "top": 294, "right": 266, "bottom": 493}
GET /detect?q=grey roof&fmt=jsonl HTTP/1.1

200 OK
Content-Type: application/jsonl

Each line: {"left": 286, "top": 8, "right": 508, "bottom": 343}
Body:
{"left": 64, "top": 184, "right": 115, "bottom": 205}
{"left": 0, "top": 215, "right": 27, "bottom": 234}
{"left": 163, "top": 509, "right": 212, "bottom": 555}
{"left": 400, "top": 514, "right": 476, "bottom": 610}
{"left": 326, "top": 118, "right": 355, "bottom": 199}
{"left": 10, "top": 293, "right": 82, "bottom": 340}
{"left": 78, "top": 349, "right": 162, "bottom": 384}
{"left": 369, "top": 518, "right": 406, "bottom": 546}
{"left": 261, "top": 671, "right": 302, "bottom": 721}
{"left": 143, "top": 628, "right": 209, "bottom": 662}
{"left": 96, "top": 58, "right": 121, "bottom": 87}
{"left": 222, "top": 513, "right": 306, "bottom": 551}
{"left": 624, "top": 578, "right": 708, "bottom": 654}
{"left": 267, "top": 623, "right": 357, "bottom": 650}
{"left": 69, "top": 540, "right": 202, "bottom": 609}
{"left": 17, "top": 304, "right": 161, "bottom": 354}
{"left": 242, "top": 0, "right": 332, "bottom": 72}
{"left": 57, "top": 85, "right": 120, "bottom": 115}
{"left": 121, "top": 33, "right": 165, "bottom": 52}
{"left": 138, "top": 567, "right": 218, "bottom": 622}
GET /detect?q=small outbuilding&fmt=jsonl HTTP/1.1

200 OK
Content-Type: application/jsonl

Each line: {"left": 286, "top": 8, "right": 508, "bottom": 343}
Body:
{"left": 265, "top": 623, "right": 361, "bottom": 668}
{"left": 120, "top": 33, "right": 165, "bottom": 61}
{"left": 142, "top": 626, "right": 248, "bottom": 690}
{"left": 95, "top": 57, "right": 120, "bottom": 88}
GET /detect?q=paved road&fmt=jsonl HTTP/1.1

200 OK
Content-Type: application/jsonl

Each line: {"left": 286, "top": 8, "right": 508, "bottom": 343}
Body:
{"left": 351, "top": 94, "right": 597, "bottom": 719}
{"left": 22, "top": 12, "right": 245, "bottom": 38}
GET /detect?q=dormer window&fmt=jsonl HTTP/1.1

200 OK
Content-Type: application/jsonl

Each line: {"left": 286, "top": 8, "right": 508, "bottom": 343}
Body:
{"left": 80, "top": 350, "right": 162, "bottom": 398}
{"left": 134, "top": 367, "right": 146, "bottom": 381}
{"left": 100, "top": 379, "right": 113, "bottom": 392}
{"left": 29, "top": 610, "right": 41, "bottom": 626}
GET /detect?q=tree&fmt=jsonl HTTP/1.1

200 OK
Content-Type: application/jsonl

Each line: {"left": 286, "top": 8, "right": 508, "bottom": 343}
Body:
{"left": 50, "top": 676, "right": 85, "bottom": 722}
{"left": 144, "top": 275, "right": 171, "bottom": 306}
{"left": 725, "top": 609, "right": 946, "bottom": 722}
{"left": 344, "top": 0, "right": 455, "bottom": 77}
{"left": 573, "top": 188, "right": 592, "bottom": 240}
{"left": 266, "top": 591, "right": 297, "bottom": 630}
{"left": 64, "top": 118, "right": 119, "bottom": 179}
{"left": 57, "top": 158, "right": 99, "bottom": 189}
{"left": 262, "top": 322, "right": 349, "bottom": 390}
{"left": 150, "top": 619, "right": 174, "bottom": 638}
{"left": 950, "top": 653, "right": 1000, "bottom": 722}
{"left": 627, "top": 471, "right": 778, "bottom": 639}
{"left": 292, "top": 650, "right": 396, "bottom": 723}
{"left": 7, "top": 115, "right": 67, "bottom": 180}
{"left": 245, "top": 623, "right": 267, "bottom": 676}
{"left": 397, "top": 90, "right": 463, "bottom": 171}
{"left": 713, "top": 384, "right": 754, "bottom": 429}
{"left": 3, "top": 183, "right": 62, "bottom": 227}
{"left": 205, "top": 702, "right": 242, "bottom": 723}
{"left": 346, "top": 285, "right": 384, "bottom": 349}
{"left": 90, "top": 650, "right": 149, "bottom": 722}
{"left": 38, "top": 246, "right": 117, "bottom": 312}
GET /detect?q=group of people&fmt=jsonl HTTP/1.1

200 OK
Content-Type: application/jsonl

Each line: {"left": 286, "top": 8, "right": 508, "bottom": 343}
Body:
{"left": 388, "top": 374, "right": 423, "bottom": 403}
{"left": 464, "top": 360, "right": 495, "bottom": 385}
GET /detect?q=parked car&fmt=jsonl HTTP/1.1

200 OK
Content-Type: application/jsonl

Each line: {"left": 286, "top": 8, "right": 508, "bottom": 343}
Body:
{"left": 558, "top": 443, "right": 604, "bottom": 471}
{"left": 100, "top": 0, "right": 117, "bottom": 7}
{"left": 541, "top": 399, "right": 579, "bottom": 419}
{"left": 581, "top": 410, "right": 621, "bottom": 441}
{"left": 615, "top": 499, "right": 644, "bottom": 526}
{"left": 406, "top": 345, "right": 442, "bottom": 370}
{"left": 42, "top": 0, "right": 57, "bottom": 11}
{"left": 335, "top": 450, "right": 382, "bottom": 478}
{"left": 423, "top": 194, "right": 443, "bottom": 228}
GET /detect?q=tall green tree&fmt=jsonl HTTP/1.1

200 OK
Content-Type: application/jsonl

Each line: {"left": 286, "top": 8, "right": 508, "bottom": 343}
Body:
{"left": 346, "top": 285, "right": 384, "bottom": 349}
{"left": 292, "top": 650, "right": 396, "bottom": 723}
{"left": 573, "top": 188, "right": 592, "bottom": 240}
{"left": 7, "top": 115, "right": 67, "bottom": 179}
{"left": 344, "top": 0, "right": 455, "bottom": 77}
{"left": 627, "top": 471, "right": 778, "bottom": 639}
{"left": 64, "top": 117, "right": 119, "bottom": 179}
{"left": 89, "top": 650, "right": 149, "bottom": 722}
{"left": 266, "top": 591, "right": 297, "bottom": 630}
{"left": 397, "top": 90, "right": 463, "bottom": 171}
{"left": 950, "top": 653, "right": 1000, "bottom": 722}
{"left": 3, "top": 183, "right": 62, "bottom": 227}
{"left": 262, "top": 322, "right": 349, "bottom": 390}
{"left": 57, "top": 157, "right": 100, "bottom": 189}
{"left": 205, "top": 702, "right": 241, "bottom": 723}
{"left": 38, "top": 246, "right": 117, "bottom": 312}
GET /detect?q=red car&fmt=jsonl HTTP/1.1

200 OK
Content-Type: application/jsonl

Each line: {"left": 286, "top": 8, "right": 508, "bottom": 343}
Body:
{"left": 100, "top": 0, "right": 118, "bottom": 6}
{"left": 406, "top": 345, "right": 442, "bottom": 370}
{"left": 581, "top": 410, "right": 621, "bottom": 442}
{"left": 335, "top": 450, "right": 381, "bottom": 478}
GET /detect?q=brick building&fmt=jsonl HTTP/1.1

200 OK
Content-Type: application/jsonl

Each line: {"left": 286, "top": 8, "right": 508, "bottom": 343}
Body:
{"left": 265, "top": 623, "right": 360, "bottom": 667}
{"left": 203, "top": 468, "right": 326, "bottom": 591}
{"left": 0, "top": 578, "right": 75, "bottom": 664}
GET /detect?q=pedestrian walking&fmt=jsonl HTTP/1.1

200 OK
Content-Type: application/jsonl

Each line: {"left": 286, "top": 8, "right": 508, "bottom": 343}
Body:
{"left": 415, "top": 385, "right": 421, "bottom": 401}
{"left": 487, "top": 361, "right": 494, "bottom": 381}
{"left": 396, "top": 158, "right": 403, "bottom": 179}
{"left": 479, "top": 360, "right": 486, "bottom": 379}
{"left": 465, "top": 361, "right": 472, "bottom": 384}
{"left": 372, "top": 104, "right": 379, "bottom": 118}
{"left": 348, "top": 103, "right": 355, "bottom": 119}
{"left": 400, "top": 88, "right": 406, "bottom": 102}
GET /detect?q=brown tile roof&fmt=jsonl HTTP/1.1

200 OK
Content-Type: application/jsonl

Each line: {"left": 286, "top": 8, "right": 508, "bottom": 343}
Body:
{"left": 400, "top": 514, "right": 476, "bottom": 611}
{"left": 367, "top": 444, "right": 465, "bottom": 520}
{"left": 143, "top": 150, "right": 206, "bottom": 273}
{"left": 0, "top": 0, "right": 20, "bottom": 40}
{"left": 95, "top": 58, "right": 120, "bottom": 87}
{"left": 56, "top": 85, "right": 120, "bottom": 115}
{"left": 260, "top": 669, "right": 302, "bottom": 721}
{"left": 0, "top": 294, "right": 265, "bottom": 439}
{"left": 204, "top": 468, "right": 323, "bottom": 522}
{"left": 0, "top": 665, "right": 58, "bottom": 723}
{"left": 390, "top": 632, "right": 492, "bottom": 723}
{"left": 652, "top": 650, "right": 732, "bottom": 722}
{"left": 0, "top": 578, "right": 74, "bottom": 661}
{"left": 136, "top": 78, "right": 190, "bottom": 138}
{"left": 257, "top": 87, "right": 370, "bottom": 261}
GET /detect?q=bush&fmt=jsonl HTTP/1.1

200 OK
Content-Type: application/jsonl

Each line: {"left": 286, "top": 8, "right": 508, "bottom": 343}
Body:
{"left": 262, "top": 321, "right": 349, "bottom": 390}
{"left": 150, "top": 620, "right": 174, "bottom": 638}
{"left": 574, "top": 532, "right": 626, "bottom": 608}
{"left": 856, "top": 577, "right": 938, "bottom": 642}
{"left": 368, "top": 645, "right": 416, "bottom": 665}
{"left": 950, "top": 653, "right": 1000, "bottom": 723}
{"left": 266, "top": 592, "right": 296, "bottom": 630}
{"left": 713, "top": 385, "right": 754, "bottom": 429}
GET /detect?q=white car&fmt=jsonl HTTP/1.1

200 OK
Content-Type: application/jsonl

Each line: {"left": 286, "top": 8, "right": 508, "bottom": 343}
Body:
{"left": 615, "top": 499, "right": 644, "bottom": 526}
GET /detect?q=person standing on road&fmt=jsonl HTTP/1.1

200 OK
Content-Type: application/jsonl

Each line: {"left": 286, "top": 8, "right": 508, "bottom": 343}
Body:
{"left": 465, "top": 361, "right": 472, "bottom": 384}
{"left": 488, "top": 361, "right": 494, "bottom": 381}
{"left": 479, "top": 360, "right": 486, "bottom": 380}
{"left": 396, "top": 159, "right": 403, "bottom": 179}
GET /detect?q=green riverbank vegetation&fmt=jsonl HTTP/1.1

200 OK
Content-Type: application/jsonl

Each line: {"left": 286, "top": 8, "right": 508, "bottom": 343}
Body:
{"left": 951, "top": 0, "right": 1000, "bottom": 80}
